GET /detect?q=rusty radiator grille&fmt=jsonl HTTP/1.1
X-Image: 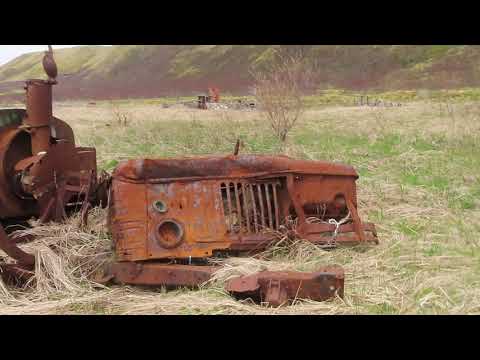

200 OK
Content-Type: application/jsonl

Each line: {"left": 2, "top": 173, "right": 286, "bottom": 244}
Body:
{"left": 220, "top": 181, "right": 280, "bottom": 234}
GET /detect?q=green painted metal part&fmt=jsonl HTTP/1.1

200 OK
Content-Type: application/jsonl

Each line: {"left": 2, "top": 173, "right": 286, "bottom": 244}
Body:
{"left": 0, "top": 109, "right": 25, "bottom": 128}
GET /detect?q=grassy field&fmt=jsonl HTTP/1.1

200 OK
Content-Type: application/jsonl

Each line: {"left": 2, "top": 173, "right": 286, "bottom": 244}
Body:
{"left": 0, "top": 100, "right": 479, "bottom": 314}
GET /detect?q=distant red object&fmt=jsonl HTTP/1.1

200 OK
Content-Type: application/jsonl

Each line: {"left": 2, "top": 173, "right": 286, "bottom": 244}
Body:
{"left": 208, "top": 87, "right": 220, "bottom": 103}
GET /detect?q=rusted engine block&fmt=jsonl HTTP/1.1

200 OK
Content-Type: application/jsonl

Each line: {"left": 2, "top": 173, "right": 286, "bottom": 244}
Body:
{"left": 104, "top": 155, "right": 378, "bottom": 305}
{"left": 0, "top": 47, "right": 107, "bottom": 285}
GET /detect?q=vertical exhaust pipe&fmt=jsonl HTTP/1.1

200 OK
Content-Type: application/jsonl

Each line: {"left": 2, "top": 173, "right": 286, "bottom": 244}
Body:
{"left": 23, "top": 45, "right": 58, "bottom": 155}
{"left": 24, "top": 80, "right": 53, "bottom": 155}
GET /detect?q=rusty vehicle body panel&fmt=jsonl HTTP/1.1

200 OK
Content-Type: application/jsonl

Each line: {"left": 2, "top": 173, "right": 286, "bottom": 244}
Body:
{"left": 226, "top": 265, "right": 345, "bottom": 307}
{"left": 105, "top": 154, "right": 378, "bottom": 304}
{"left": 109, "top": 155, "right": 378, "bottom": 263}
{"left": 0, "top": 47, "right": 106, "bottom": 285}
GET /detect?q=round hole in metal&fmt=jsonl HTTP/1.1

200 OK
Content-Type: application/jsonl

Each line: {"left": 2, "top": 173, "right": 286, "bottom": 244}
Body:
{"left": 153, "top": 200, "right": 168, "bottom": 213}
{"left": 156, "top": 219, "right": 184, "bottom": 249}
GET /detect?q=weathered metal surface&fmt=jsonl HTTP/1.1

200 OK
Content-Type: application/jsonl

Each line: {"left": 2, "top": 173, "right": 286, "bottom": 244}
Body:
{"left": 0, "top": 263, "right": 34, "bottom": 286}
{"left": 17, "top": 142, "right": 98, "bottom": 223}
{"left": 101, "top": 262, "right": 217, "bottom": 287}
{"left": 0, "top": 109, "right": 25, "bottom": 128}
{"left": 225, "top": 266, "right": 345, "bottom": 307}
{"left": 0, "top": 46, "right": 376, "bottom": 301}
{"left": 0, "top": 223, "right": 34, "bottom": 267}
{"left": 109, "top": 155, "right": 378, "bottom": 264}
{"left": 0, "top": 224, "right": 35, "bottom": 286}
{"left": 0, "top": 46, "right": 104, "bottom": 284}
{"left": 24, "top": 80, "right": 53, "bottom": 155}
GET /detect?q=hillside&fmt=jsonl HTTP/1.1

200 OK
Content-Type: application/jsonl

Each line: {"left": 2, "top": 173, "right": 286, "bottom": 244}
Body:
{"left": 1, "top": 45, "right": 480, "bottom": 101}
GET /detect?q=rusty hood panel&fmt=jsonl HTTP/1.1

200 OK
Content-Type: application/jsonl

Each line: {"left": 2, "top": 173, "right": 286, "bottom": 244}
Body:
{"left": 113, "top": 155, "right": 359, "bottom": 183}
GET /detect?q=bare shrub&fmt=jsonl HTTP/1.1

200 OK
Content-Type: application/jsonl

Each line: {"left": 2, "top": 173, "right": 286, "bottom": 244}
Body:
{"left": 252, "top": 52, "right": 314, "bottom": 147}
{"left": 372, "top": 107, "right": 389, "bottom": 137}
{"left": 111, "top": 103, "right": 131, "bottom": 127}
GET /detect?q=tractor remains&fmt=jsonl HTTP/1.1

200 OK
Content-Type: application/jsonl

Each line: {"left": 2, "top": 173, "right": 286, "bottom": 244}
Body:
{"left": 0, "top": 47, "right": 379, "bottom": 307}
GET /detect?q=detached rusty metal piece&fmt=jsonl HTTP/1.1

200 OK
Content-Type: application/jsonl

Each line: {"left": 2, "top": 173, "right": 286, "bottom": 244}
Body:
{"left": 226, "top": 266, "right": 345, "bottom": 307}
{"left": 0, "top": 46, "right": 106, "bottom": 284}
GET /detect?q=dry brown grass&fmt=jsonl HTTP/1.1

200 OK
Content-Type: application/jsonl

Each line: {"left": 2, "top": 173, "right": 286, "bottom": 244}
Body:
{"left": 0, "top": 99, "right": 479, "bottom": 314}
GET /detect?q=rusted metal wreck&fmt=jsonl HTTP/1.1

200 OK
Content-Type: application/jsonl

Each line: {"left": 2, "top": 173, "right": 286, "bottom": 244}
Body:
{"left": 0, "top": 46, "right": 108, "bottom": 285}
{"left": 0, "top": 46, "right": 379, "bottom": 307}
{"left": 100, "top": 153, "right": 378, "bottom": 305}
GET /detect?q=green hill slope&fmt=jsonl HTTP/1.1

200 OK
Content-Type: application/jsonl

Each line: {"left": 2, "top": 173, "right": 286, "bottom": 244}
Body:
{"left": 1, "top": 45, "right": 479, "bottom": 100}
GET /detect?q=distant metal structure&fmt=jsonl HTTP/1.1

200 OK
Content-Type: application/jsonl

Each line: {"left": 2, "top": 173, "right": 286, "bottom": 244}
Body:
{"left": 197, "top": 94, "right": 208, "bottom": 109}
{"left": 197, "top": 87, "right": 221, "bottom": 109}
{"left": 355, "top": 95, "right": 402, "bottom": 107}
{"left": 208, "top": 87, "right": 220, "bottom": 103}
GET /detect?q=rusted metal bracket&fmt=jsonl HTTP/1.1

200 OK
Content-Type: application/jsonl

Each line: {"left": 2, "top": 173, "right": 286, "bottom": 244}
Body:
{"left": 0, "top": 263, "right": 34, "bottom": 286}
{"left": 0, "top": 223, "right": 35, "bottom": 285}
{"left": 296, "top": 222, "right": 378, "bottom": 247}
{"left": 0, "top": 224, "right": 35, "bottom": 268}
{"left": 225, "top": 265, "right": 345, "bottom": 307}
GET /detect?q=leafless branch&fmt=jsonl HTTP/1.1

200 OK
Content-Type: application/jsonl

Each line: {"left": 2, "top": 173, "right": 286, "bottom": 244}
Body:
{"left": 251, "top": 53, "right": 312, "bottom": 145}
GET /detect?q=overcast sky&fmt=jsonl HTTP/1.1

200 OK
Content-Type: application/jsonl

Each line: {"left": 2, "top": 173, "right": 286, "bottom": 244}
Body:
{"left": 0, "top": 45, "right": 110, "bottom": 65}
